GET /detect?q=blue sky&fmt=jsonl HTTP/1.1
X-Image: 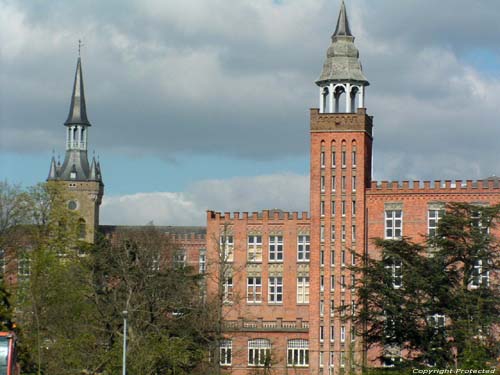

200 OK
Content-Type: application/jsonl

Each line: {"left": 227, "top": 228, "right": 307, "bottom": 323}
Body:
{"left": 1, "top": 0, "right": 499, "bottom": 225}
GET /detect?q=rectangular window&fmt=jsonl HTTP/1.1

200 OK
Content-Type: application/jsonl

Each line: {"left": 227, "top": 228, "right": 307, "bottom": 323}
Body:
{"left": 351, "top": 251, "right": 356, "bottom": 265}
{"left": 385, "top": 259, "right": 403, "bottom": 288}
{"left": 332, "top": 201, "right": 336, "bottom": 216}
{"left": 471, "top": 259, "right": 489, "bottom": 288}
{"left": 199, "top": 252, "right": 206, "bottom": 274}
{"left": 287, "top": 339, "right": 309, "bottom": 367}
{"left": 341, "top": 250, "right": 346, "bottom": 265}
{"left": 351, "top": 274, "right": 356, "bottom": 289}
{"left": 268, "top": 276, "right": 283, "bottom": 304}
{"left": 18, "top": 256, "right": 30, "bottom": 280}
{"left": 249, "top": 339, "right": 271, "bottom": 367}
{"left": 332, "top": 151, "right": 336, "bottom": 168}
{"left": 247, "top": 277, "right": 262, "bottom": 303}
{"left": 269, "top": 235, "right": 283, "bottom": 262}
{"left": 320, "top": 225, "right": 325, "bottom": 242}
{"left": 320, "top": 201, "right": 325, "bottom": 216}
{"left": 341, "top": 200, "right": 346, "bottom": 216}
{"left": 297, "top": 277, "right": 310, "bottom": 304}
{"left": 352, "top": 200, "right": 356, "bottom": 216}
{"left": 174, "top": 250, "right": 186, "bottom": 268}
{"left": 319, "top": 351, "right": 324, "bottom": 368}
{"left": 297, "top": 235, "right": 310, "bottom": 261}
{"left": 320, "top": 299, "right": 324, "bottom": 316}
{"left": 321, "top": 176, "right": 325, "bottom": 192}
{"left": 331, "top": 225, "right": 335, "bottom": 241}
{"left": 330, "top": 325, "right": 335, "bottom": 342}
{"left": 223, "top": 277, "right": 233, "bottom": 303}
{"left": 352, "top": 176, "right": 357, "bottom": 191}
{"left": 220, "top": 339, "right": 232, "bottom": 366}
{"left": 330, "top": 299, "right": 335, "bottom": 317}
{"left": 352, "top": 150, "right": 357, "bottom": 167}
{"left": 352, "top": 225, "right": 356, "bottom": 241}
{"left": 320, "top": 326, "right": 324, "bottom": 342}
{"left": 332, "top": 176, "right": 336, "bottom": 191}
{"left": 340, "top": 352, "right": 346, "bottom": 368}
{"left": 330, "top": 352, "right": 335, "bottom": 368}
{"left": 341, "top": 299, "right": 345, "bottom": 317}
{"left": 331, "top": 250, "right": 335, "bottom": 266}
{"left": 320, "top": 275, "right": 325, "bottom": 291}
{"left": 385, "top": 210, "right": 403, "bottom": 239}
{"left": 428, "top": 209, "right": 444, "bottom": 237}
{"left": 342, "top": 225, "right": 346, "bottom": 242}
{"left": 342, "top": 151, "right": 346, "bottom": 167}
{"left": 351, "top": 326, "right": 356, "bottom": 341}
{"left": 247, "top": 235, "right": 263, "bottom": 262}
{"left": 341, "top": 175, "right": 346, "bottom": 190}
{"left": 340, "top": 325, "right": 346, "bottom": 342}
{"left": 320, "top": 250, "right": 325, "bottom": 266}
{"left": 330, "top": 275, "right": 335, "bottom": 291}
{"left": 220, "top": 235, "right": 234, "bottom": 262}
{"left": 320, "top": 151, "right": 325, "bottom": 168}
{"left": 341, "top": 275, "right": 346, "bottom": 290}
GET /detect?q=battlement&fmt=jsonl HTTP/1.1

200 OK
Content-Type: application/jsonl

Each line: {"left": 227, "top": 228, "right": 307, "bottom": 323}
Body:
{"left": 166, "top": 232, "right": 206, "bottom": 241}
{"left": 367, "top": 179, "right": 500, "bottom": 194}
{"left": 207, "top": 209, "right": 310, "bottom": 222}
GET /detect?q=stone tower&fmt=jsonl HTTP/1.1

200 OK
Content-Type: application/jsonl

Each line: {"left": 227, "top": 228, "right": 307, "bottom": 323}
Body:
{"left": 309, "top": 0, "right": 372, "bottom": 370}
{"left": 47, "top": 56, "right": 103, "bottom": 243}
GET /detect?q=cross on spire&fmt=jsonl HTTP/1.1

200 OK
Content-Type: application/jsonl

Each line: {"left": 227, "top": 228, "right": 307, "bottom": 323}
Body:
{"left": 78, "top": 40, "right": 84, "bottom": 57}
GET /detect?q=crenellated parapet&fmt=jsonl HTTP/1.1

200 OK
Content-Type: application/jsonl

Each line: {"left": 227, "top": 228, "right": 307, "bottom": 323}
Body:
{"left": 367, "top": 179, "right": 500, "bottom": 195}
{"left": 206, "top": 209, "right": 310, "bottom": 222}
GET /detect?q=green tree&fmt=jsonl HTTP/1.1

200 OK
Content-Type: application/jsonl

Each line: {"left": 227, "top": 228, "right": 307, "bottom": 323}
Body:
{"left": 353, "top": 203, "right": 500, "bottom": 370}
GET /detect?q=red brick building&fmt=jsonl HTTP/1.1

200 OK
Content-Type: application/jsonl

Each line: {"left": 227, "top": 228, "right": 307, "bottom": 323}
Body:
{"left": 204, "top": 1, "right": 500, "bottom": 374}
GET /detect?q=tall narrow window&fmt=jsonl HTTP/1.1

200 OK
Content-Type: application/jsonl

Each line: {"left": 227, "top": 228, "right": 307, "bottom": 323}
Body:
{"left": 297, "top": 235, "right": 310, "bottom": 261}
{"left": 342, "top": 225, "right": 346, "bottom": 242}
{"left": 269, "top": 235, "right": 283, "bottom": 262}
{"left": 352, "top": 225, "right": 356, "bottom": 241}
{"left": 331, "top": 225, "right": 335, "bottom": 241}
{"left": 320, "top": 225, "right": 325, "bottom": 242}
{"left": 321, "top": 176, "right": 325, "bottom": 192}
{"left": 352, "top": 200, "right": 356, "bottom": 216}
{"left": 340, "top": 325, "right": 346, "bottom": 342}
{"left": 341, "top": 201, "right": 346, "bottom": 216}
{"left": 247, "top": 235, "right": 263, "bottom": 262}
{"left": 428, "top": 209, "right": 444, "bottom": 237}
{"left": 352, "top": 176, "right": 357, "bottom": 191}
{"left": 248, "top": 339, "right": 271, "bottom": 367}
{"left": 320, "top": 151, "right": 325, "bottom": 168}
{"left": 332, "top": 201, "right": 336, "bottom": 216}
{"left": 332, "top": 151, "right": 336, "bottom": 168}
{"left": 287, "top": 339, "right": 309, "bottom": 367}
{"left": 247, "top": 277, "right": 262, "bottom": 303}
{"left": 220, "top": 235, "right": 234, "bottom": 262}
{"left": 352, "top": 150, "right": 357, "bottom": 167}
{"left": 341, "top": 275, "right": 346, "bottom": 290}
{"left": 297, "top": 277, "right": 310, "bottom": 304}
{"left": 320, "top": 275, "right": 325, "bottom": 291}
{"left": 385, "top": 210, "right": 403, "bottom": 239}
{"left": 320, "top": 200, "right": 325, "bottom": 216}
{"left": 320, "top": 326, "right": 324, "bottom": 342}
{"left": 330, "top": 275, "right": 335, "bottom": 290}
{"left": 199, "top": 251, "right": 206, "bottom": 274}
{"left": 341, "top": 175, "right": 346, "bottom": 191}
{"left": 351, "top": 274, "right": 356, "bottom": 290}
{"left": 331, "top": 250, "right": 335, "bottom": 266}
{"left": 223, "top": 277, "right": 233, "bottom": 302}
{"left": 268, "top": 277, "right": 283, "bottom": 303}
{"left": 220, "top": 339, "right": 232, "bottom": 366}
{"left": 342, "top": 151, "right": 346, "bottom": 167}
{"left": 332, "top": 175, "right": 336, "bottom": 191}
{"left": 471, "top": 259, "right": 489, "bottom": 288}
{"left": 330, "top": 325, "right": 335, "bottom": 342}
{"left": 320, "top": 250, "right": 325, "bottom": 266}
{"left": 319, "top": 351, "right": 324, "bottom": 368}
{"left": 330, "top": 299, "right": 335, "bottom": 317}
{"left": 330, "top": 352, "right": 335, "bottom": 368}
{"left": 385, "top": 259, "right": 403, "bottom": 288}
{"left": 320, "top": 299, "right": 324, "bottom": 316}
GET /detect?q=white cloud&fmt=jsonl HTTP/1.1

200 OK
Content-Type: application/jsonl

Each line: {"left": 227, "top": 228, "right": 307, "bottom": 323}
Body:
{"left": 100, "top": 173, "right": 308, "bottom": 225}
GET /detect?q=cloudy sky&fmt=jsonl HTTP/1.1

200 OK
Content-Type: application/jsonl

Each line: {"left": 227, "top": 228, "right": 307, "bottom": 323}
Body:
{"left": 1, "top": 0, "right": 499, "bottom": 225}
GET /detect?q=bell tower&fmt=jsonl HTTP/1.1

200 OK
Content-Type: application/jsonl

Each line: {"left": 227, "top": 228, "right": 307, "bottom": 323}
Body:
{"left": 47, "top": 56, "right": 104, "bottom": 244}
{"left": 309, "top": 0, "right": 372, "bottom": 371}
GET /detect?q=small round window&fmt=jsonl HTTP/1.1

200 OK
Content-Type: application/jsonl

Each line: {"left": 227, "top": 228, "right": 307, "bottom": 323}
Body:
{"left": 68, "top": 200, "right": 78, "bottom": 210}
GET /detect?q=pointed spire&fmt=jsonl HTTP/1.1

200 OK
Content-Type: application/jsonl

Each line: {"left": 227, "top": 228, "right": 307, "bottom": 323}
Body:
{"left": 64, "top": 57, "right": 91, "bottom": 127}
{"left": 48, "top": 156, "right": 58, "bottom": 180}
{"left": 333, "top": 0, "right": 353, "bottom": 38}
{"left": 89, "top": 157, "right": 98, "bottom": 180}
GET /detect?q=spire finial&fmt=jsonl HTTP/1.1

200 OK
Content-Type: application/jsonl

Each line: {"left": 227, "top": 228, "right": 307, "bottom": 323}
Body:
{"left": 78, "top": 40, "right": 84, "bottom": 57}
{"left": 333, "top": 0, "right": 353, "bottom": 37}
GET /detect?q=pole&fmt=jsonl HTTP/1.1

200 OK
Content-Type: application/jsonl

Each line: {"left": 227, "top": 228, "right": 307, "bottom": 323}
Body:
{"left": 122, "top": 310, "right": 128, "bottom": 375}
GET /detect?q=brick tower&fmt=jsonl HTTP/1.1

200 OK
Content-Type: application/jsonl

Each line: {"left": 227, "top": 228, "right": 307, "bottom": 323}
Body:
{"left": 309, "top": 0, "right": 372, "bottom": 371}
{"left": 47, "top": 56, "right": 104, "bottom": 243}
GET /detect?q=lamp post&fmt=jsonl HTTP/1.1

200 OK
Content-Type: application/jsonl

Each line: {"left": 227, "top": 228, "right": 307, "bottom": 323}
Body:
{"left": 122, "top": 310, "right": 128, "bottom": 375}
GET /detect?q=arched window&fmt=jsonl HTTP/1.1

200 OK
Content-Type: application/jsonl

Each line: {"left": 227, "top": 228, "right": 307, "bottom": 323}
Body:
{"left": 248, "top": 339, "right": 271, "bottom": 367}
{"left": 334, "top": 85, "right": 346, "bottom": 113}
{"left": 287, "top": 339, "right": 309, "bottom": 367}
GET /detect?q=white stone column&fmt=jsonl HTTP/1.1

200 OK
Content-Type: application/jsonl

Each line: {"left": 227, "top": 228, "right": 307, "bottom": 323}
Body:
{"left": 359, "top": 85, "right": 365, "bottom": 108}
{"left": 319, "top": 87, "right": 324, "bottom": 113}
{"left": 329, "top": 83, "right": 335, "bottom": 113}
{"left": 345, "top": 83, "right": 352, "bottom": 113}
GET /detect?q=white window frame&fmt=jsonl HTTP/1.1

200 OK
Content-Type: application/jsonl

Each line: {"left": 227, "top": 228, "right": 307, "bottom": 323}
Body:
{"left": 428, "top": 209, "right": 444, "bottom": 237}
{"left": 287, "top": 339, "right": 309, "bottom": 367}
{"left": 330, "top": 325, "right": 335, "bottom": 342}
{"left": 332, "top": 176, "right": 336, "bottom": 192}
{"left": 321, "top": 176, "right": 325, "bottom": 192}
{"left": 248, "top": 339, "right": 271, "bottom": 367}
{"left": 297, "top": 276, "right": 310, "bottom": 304}
{"left": 223, "top": 277, "right": 233, "bottom": 303}
{"left": 269, "top": 235, "right": 283, "bottom": 262}
{"left": 385, "top": 259, "right": 403, "bottom": 289}
{"left": 220, "top": 339, "right": 232, "bottom": 366}
{"left": 352, "top": 150, "right": 357, "bottom": 167}
{"left": 320, "top": 200, "right": 325, "bottom": 216}
{"left": 199, "top": 251, "right": 206, "bottom": 274}
{"left": 340, "top": 325, "right": 346, "bottom": 343}
{"left": 220, "top": 235, "right": 234, "bottom": 262}
{"left": 471, "top": 259, "right": 489, "bottom": 288}
{"left": 268, "top": 276, "right": 283, "bottom": 304}
{"left": 247, "top": 276, "right": 262, "bottom": 303}
{"left": 297, "top": 235, "right": 310, "bottom": 262}
{"left": 247, "top": 235, "right": 263, "bottom": 263}
{"left": 320, "top": 151, "right": 325, "bottom": 168}
{"left": 385, "top": 210, "right": 403, "bottom": 239}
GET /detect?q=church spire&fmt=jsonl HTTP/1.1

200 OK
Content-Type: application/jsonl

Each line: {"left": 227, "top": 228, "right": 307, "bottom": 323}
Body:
{"left": 65, "top": 57, "right": 91, "bottom": 127}
{"left": 333, "top": 0, "right": 352, "bottom": 37}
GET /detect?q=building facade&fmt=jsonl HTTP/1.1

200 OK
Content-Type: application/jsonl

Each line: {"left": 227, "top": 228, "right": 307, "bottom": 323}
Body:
{"left": 205, "top": 1, "right": 500, "bottom": 374}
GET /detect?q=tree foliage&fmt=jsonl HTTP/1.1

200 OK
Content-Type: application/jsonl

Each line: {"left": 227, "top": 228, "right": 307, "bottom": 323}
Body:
{"left": 353, "top": 203, "right": 500, "bottom": 369}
